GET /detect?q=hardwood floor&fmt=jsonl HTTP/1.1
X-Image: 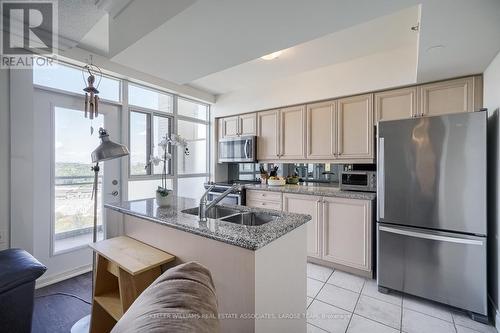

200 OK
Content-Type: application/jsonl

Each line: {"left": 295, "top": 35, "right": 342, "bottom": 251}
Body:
{"left": 33, "top": 272, "right": 92, "bottom": 333}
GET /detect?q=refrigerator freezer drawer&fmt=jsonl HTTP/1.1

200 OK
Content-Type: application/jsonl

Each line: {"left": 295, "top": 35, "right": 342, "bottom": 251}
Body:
{"left": 377, "top": 223, "right": 487, "bottom": 315}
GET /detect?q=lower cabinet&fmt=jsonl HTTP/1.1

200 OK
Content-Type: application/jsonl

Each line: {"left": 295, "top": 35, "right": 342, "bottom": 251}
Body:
{"left": 322, "top": 197, "right": 372, "bottom": 272}
{"left": 283, "top": 193, "right": 322, "bottom": 259}
{"left": 282, "top": 193, "right": 373, "bottom": 275}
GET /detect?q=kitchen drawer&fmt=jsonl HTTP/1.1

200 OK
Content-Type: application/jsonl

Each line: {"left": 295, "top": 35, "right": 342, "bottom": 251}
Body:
{"left": 246, "top": 199, "right": 282, "bottom": 211}
{"left": 246, "top": 190, "right": 282, "bottom": 203}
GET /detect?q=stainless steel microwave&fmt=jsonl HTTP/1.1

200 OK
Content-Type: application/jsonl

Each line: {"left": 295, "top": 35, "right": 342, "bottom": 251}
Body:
{"left": 218, "top": 136, "right": 257, "bottom": 163}
{"left": 340, "top": 170, "right": 377, "bottom": 192}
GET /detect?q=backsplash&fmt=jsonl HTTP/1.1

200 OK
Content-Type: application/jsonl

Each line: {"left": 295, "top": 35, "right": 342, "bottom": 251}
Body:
{"left": 227, "top": 163, "right": 342, "bottom": 183}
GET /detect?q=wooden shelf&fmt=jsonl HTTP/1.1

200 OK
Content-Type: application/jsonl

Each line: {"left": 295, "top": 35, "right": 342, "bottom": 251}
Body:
{"left": 89, "top": 236, "right": 175, "bottom": 333}
{"left": 94, "top": 291, "right": 122, "bottom": 321}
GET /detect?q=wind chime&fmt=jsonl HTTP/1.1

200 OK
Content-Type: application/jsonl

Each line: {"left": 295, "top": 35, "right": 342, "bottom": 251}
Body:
{"left": 82, "top": 56, "right": 102, "bottom": 121}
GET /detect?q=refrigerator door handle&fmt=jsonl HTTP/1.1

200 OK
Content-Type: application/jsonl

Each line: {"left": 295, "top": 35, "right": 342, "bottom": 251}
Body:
{"left": 379, "top": 226, "right": 484, "bottom": 246}
{"left": 378, "top": 137, "right": 385, "bottom": 220}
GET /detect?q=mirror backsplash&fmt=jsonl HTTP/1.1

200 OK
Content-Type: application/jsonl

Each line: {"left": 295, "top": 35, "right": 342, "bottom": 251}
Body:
{"left": 227, "top": 163, "right": 343, "bottom": 185}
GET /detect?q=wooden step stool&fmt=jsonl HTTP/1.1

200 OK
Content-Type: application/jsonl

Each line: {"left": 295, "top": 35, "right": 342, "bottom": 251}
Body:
{"left": 89, "top": 236, "right": 175, "bottom": 333}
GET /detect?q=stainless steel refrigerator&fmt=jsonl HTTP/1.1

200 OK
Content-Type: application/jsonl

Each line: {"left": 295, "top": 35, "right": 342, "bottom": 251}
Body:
{"left": 377, "top": 111, "right": 488, "bottom": 319}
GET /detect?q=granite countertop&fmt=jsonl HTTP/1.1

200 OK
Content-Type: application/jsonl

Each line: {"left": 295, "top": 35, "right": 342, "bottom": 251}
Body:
{"left": 105, "top": 197, "right": 311, "bottom": 251}
{"left": 244, "top": 184, "right": 377, "bottom": 200}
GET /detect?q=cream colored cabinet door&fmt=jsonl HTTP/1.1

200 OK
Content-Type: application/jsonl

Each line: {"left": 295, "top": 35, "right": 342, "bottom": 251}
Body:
{"left": 220, "top": 116, "right": 240, "bottom": 138}
{"left": 375, "top": 87, "right": 417, "bottom": 123}
{"left": 283, "top": 193, "right": 322, "bottom": 259}
{"left": 306, "top": 100, "right": 337, "bottom": 159}
{"left": 257, "top": 109, "right": 280, "bottom": 160}
{"left": 337, "top": 94, "right": 374, "bottom": 160}
{"left": 417, "top": 76, "right": 479, "bottom": 117}
{"left": 239, "top": 113, "right": 257, "bottom": 136}
{"left": 322, "top": 197, "right": 372, "bottom": 271}
{"left": 280, "top": 105, "right": 306, "bottom": 160}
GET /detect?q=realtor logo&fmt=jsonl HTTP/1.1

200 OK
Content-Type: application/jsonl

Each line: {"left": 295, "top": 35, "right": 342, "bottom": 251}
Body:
{"left": 1, "top": 0, "right": 57, "bottom": 67}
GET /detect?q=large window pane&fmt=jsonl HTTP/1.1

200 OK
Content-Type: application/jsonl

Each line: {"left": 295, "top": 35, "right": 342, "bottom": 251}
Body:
{"left": 130, "top": 111, "right": 148, "bottom": 175}
{"left": 153, "top": 115, "right": 172, "bottom": 175}
{"left": 33, "top": 62, "right": 120, "bottom": 102}
{"left": 128, "top": 179, "right": 173, "bottom": 200}
{"left": 177, "top": 120, "right": 207, "bottom": 174}
{"left": 178, "top": 177, "right": 207, "bottom": 200}
{"left": 54, "top": 107, "right": 104, "bottom": 253}
{"left": 129, "top": 84, "right": 173, "bottom": 113}
{"left": 178, "top": 98, "right": 208, "bottom": 121}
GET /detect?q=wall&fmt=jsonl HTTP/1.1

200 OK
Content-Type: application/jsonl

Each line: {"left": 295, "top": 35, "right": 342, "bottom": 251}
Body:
{"left": 210, "top": 46, "right": 417, "bottom": 181}
{"left": 485, "top": 49, "right": 500, "bottom": 327}
{"left": 213, "top": 46, "right": 417, "bottom": 117}
{"left": 0, "top": 69, "right": 9, "bottom": 250}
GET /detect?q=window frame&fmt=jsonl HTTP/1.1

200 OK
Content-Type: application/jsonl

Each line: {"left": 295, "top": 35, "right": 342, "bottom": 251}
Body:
{"left": 128, "top": 105, "right": 174, "bottom": 180}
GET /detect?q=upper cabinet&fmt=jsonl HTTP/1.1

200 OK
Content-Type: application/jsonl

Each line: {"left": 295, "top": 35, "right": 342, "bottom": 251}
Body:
{"left": 375, "top": 87, "right": 417, "bottom": 123}
{"left": 306, "top": 100, "right": 337, "bottom": 159}
{"left": 280, "top": 105, "right": 306, "bottom": 160}
{"left": 219, "top": 116, "right": 239, "bottom": 138}
{"left": 417, "top": 76, "right": 482, "bottom": 117}
{"left": 257, "top": 109, "right": 280, "bottom": 160}
{"left": 219, "top": 113, "right": 257, "bottom": 139}
{"left": 337, "top": 94, "right": 374, "bottom": 160}
{"left": 239, "top": 113, "right": 257, "bottom": 136}
{"left": 257, "top": 107, "right": 306, "bottom": 161}
{"left": 221, "top": 75, "right": 482, "bottom": 163}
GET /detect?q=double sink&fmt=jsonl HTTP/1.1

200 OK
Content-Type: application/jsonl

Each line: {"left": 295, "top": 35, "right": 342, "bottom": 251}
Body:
{"left": 182, "top": 206, "right": 278, "bottom": 226}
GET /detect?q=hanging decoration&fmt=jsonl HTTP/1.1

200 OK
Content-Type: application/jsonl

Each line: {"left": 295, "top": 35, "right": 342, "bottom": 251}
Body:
{"left": 82, "top": 55, "right": 102, "bottom": 121}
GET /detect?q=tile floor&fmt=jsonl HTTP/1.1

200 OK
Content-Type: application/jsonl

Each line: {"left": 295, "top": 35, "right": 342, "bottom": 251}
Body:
{"left": 306, "top": 262, "right": 497, "bottom": 333}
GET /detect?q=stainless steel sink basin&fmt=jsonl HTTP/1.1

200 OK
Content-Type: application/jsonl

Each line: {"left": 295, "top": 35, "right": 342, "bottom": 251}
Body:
{"left": 220, "top": 212, "right": 278, "bottom": 226}
{"left": 182, "top": 206, "right": 242, "bottom": 219}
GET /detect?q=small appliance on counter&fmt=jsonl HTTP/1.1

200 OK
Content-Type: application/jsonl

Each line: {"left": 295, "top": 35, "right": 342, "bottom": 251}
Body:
{"left": 340, "top": 164, "right": 376, "bottom": 192}
{"left": 218, "top": 136, "right": 257, "bottom": 163}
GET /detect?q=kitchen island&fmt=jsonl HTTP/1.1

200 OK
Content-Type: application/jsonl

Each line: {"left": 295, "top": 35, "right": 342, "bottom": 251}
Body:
{"left": 104, "top": 197, "right": 311, "bottom": 333}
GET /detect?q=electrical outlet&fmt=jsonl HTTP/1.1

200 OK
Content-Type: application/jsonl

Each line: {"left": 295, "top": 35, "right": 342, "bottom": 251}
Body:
{"left": 0, "top": 229, "right": 6, "bottom": 244}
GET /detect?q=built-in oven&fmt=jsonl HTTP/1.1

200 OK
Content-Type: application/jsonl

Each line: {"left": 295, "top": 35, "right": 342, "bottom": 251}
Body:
{"left": 218, "top": 136, "right": 257, "bottom": 163}
{"left": 340, "top": 164, "right": 377, "bottom": 192}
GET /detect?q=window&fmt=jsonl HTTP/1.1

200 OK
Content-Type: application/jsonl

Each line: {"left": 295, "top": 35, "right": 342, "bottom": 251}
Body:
{"left": 129, "top": 111, "right": 149, "bottom": 175}
{"left": 152, "top": 115, "right": 171, "bottom": 175}
{"left": 129, "top": 83, "right": 173, "bottom": 113}
{"left": 177, "top": 120, "right": 208, "bottom": 174}
{"left": 178, "top": 97, "right": 209, "bottom": 121}
{"left": 33, "top": 62, "right": 120, "bottom": 102}
{"left": 127, "top": 92, "right": 210, "bottom": 200}
{"left": 53, "top": 107, "right": 104, "bottom": 253}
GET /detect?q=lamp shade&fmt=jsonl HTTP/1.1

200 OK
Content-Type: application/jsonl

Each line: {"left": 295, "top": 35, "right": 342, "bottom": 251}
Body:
{"left": 91, "top": 128, "right": 129, "bottom": 163}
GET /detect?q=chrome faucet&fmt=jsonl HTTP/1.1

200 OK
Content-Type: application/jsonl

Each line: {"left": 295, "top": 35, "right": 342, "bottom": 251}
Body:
{"left": 199, "top": 184, "right": 240, "bottom": 221}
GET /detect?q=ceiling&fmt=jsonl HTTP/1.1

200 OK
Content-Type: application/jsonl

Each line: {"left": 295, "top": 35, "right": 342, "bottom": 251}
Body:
{"left": 191, "top": 6, "right": 420, "bottom": 95}
{"left": 72, "top": 0, "right": 500, "bottom": 99}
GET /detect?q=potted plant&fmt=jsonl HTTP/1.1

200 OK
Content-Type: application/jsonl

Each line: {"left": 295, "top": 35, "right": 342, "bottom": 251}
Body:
{"left": 149, "top": 134, "right": 189, "bottom": 207}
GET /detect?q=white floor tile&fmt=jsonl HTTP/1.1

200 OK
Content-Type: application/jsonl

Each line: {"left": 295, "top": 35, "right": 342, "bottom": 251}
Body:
{"left": 316, "top": 283, "right": 359, "bottom": 312}
{"left": 402, "top": 295, "right": 453, "bottom": 322}
{"left": 307, "top": 263, "right": 334, "bottom": 282}
{"left": 361, "top": 279, "right": 402, "bottom": 306}
{"left": 402, "top": 308, "right": 455, "bottom": 333}
{"left": 347, "top": 314, "right": 399, "bottom": 333}
{"left": 354, "top": 295, "right": 401, "bottom": 330}
{"left": 307, "top": 300, "right": 352, "bottom": 333}
{"left": 308, "top": 277, "right": 324, "bottom": 298}
{"left": 452, "top": 311, "right": 497, "bottom": 333}
{"left": 327, "top": 270, "right": 366, "bottom": 293}
{"left": 308, "top": 297, "right": 314, "bottom": 308}
{"left": 307, "top": 323, "right": 329, "bottom": 333}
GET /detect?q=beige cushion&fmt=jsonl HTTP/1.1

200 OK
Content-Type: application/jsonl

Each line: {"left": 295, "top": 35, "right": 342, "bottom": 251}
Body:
{"left": 111, "top": 262, "right": 219, "bottom": 333}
